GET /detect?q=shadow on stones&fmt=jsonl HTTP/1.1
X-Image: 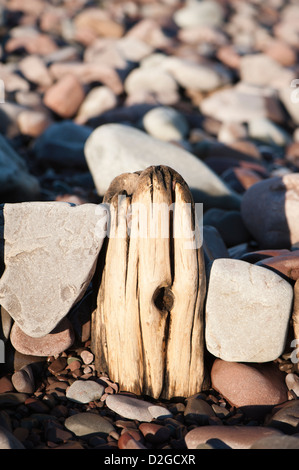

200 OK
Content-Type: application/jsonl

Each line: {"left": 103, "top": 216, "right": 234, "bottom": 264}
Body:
{"left": 206, "top": 438, "right": 232, "bottom": 449}
{"left": 244, "top": 177, "right": 291, "bottom": 251}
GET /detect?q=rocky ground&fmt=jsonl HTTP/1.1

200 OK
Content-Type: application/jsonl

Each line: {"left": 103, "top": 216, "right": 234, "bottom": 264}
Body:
{"left": 1, "top": 0, "right": 299, "bottom": 451}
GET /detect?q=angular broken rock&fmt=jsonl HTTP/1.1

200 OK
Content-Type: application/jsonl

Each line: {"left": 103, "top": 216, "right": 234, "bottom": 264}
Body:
{"left": 205, "top": 258, "right": 294, "bottom": 362}
{"left": 0, "top": 202, "right": 105, "bottom": 337}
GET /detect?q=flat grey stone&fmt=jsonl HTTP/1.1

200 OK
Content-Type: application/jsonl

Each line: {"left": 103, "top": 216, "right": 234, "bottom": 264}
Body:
{"left": 205, "top": 258, "right": 293, "bottom": 362}
{"left": 66, "top": 380, "right": 104, "bottom": 404}
{"left": 0, "top": 202, "right": 105, "bottom": 337}
{"left": 64, "top": 412, "right": 115, "bottom": 437}
{"left": 105, "top": 394, "right": 172, "bottom": 422}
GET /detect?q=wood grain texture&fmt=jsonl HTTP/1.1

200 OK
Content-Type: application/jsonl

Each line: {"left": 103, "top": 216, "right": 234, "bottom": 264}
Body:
{"left": 91, "top": 165, "right": 206, "bottom": 399}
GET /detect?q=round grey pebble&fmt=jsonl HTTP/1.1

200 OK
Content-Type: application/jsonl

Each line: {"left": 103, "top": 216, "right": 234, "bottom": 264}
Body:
{"left": 66, "top": 379, "right": 104, "bottom": 404}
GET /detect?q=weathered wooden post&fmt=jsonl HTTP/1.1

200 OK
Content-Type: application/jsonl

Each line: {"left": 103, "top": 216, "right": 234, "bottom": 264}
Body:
{"left": 91, "top": 165, "right": 206, "bottom": 399}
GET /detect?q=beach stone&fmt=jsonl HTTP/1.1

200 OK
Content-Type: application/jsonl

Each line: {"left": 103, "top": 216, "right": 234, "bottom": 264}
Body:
{"left": 64, "top": 412, "right": 115, "bottom": 437}
{"left": 0, "top": 64, "right": 30, "bottom": 93}
{"left": 240, "top": 53, "right": 290, "bottom": 88}
{"left": 105, "top": 394, "right": 172, "bottom": 422}
{"left": 185, "top": 425, "right": 283, "bottom": 450}
{"left": 206, "top": 258, "right": 293, "bottom": 362}
{"left": 251, "top": 434, "right": 299, "bottom": 449}
{"left": 257, "top": 251, "right": 299, "bottom": 281}
{"left": 43, "top": 74, "right": 85, "bottom": 118}
{"left": 66, "top": 380, "right": 104, "bottom": 404}
{"left": 217, "top": 122, "right": 248, "bottom": 145}
{"left": 84, "top": 123, "right": 241, "bottom": 210}
{"left": 49, "top": 62, "right": 123, "bottom": 95}
{"left": 75, "top": 86, "right": 117, "bottom": 125}
{"left": 285, "top": 374, "right": 299, "bottom": 397}
{"left": 10, "top": 318, "right": 74, "bottom": 356}
{"left": 248, "top": 118, "right": 292, "bottom": 146}
{"left": 162, "top": 57, "right": 229, "bottom": 92}
{"left": 19, "top": 55, "right": 52, "bottom": 88}
{"left": 124, "top": 67, "right": 179, "bottom": 105}
{"left": 73, "top": 7, "right": 124, "bottom": 43}
{"left": 142, "top": 106, "right": 189, "bottom": 141}
{"left": 263, "top": 39, "right": 297, "bottom": 67}
{"left": 184, "top": 395, "right": 215, "bottom": 425}
{"left": 139, "top": 423, "right": 171, "bottom": 444}
{"left": 203, "top": 225, "right": 229, "bottom": 263}
{"left": 17, "top": 109, "right": 52, "bottom": 138}
{"left": 0, "top": 425, "right": 25, "bottom": 449}
{"left": 0, "top": 376, "right": 13, "bottom": 394}
{"left": 118, "top": 432, "right": 147, "bottom": 450}
{"left": 11, "top": 365, "right": 35, "bottom": 394}
{"left": 84, "top": 37, "right": 152, "bottom": 69}
{"left": 33, "top": 120, "right": 92, "bottom": 169}
{"left": 203, "top": 209, "right": 251, "bottom": 247}
{"left": 173, "top": 0, "right": 224, "bottom": 28}
{"left": 0, "top": 201, "right": 105, "bottom": 337}
{"left": 199, "top": 83, "right": 285, "bottom": 124}
{"left": 241, "top": 173, "right": 299, "bottom": 249}
{"left": 0, "top": 133, "right": 40, "bottom": 203}
{"left": 5, "top": 33, "right": 58, "bottom": 56}
{"left": 265, "top": 400, "right": 299, "bottom": 434}
{"left": 211, "top": 360, "right": 289, "bottom": 408}
{"left": 0, "top": 393, "right": 28, "bottom": 407}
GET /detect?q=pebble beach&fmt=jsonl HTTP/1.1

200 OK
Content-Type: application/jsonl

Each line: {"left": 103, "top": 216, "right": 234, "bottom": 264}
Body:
{"left": 0, "top": 0, "right": 299, "bottom": 453}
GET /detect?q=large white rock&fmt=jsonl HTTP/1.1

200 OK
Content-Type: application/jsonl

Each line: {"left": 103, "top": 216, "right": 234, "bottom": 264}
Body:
{"left": 205, "top": 258, "right": 293, "bottom": 362}
{"left": 84, "top": 123, "right": 241, "bottom": 210}
{"left": 0, "top": 202, "right": 105, "bottom": 337}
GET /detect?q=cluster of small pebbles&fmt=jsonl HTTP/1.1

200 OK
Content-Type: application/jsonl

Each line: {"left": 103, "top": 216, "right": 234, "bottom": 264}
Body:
{"left": 1, "top": 0, "right": 299, "bottom": 451}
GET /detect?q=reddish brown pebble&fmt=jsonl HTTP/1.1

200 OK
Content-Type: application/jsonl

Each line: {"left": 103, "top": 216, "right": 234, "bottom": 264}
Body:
{"left": 118, "top": 431, "right": 147, "bottom": 450}
{"left": 80, "top": 350, "right": 94, "bottom": 365}
{"left": 43, "top": 74, "right": 85, "bottom": 118}
{"left": 185, "top": 425, "right": 284, "bottom": 449}
{"left": 257, "top": 251, "right": 299, "bottom": 281}
{"left": 139, "top": 423, "right": 171, "bottom": 444}
{"left": 211, "top": 359, "right": 288, "bottom": 408}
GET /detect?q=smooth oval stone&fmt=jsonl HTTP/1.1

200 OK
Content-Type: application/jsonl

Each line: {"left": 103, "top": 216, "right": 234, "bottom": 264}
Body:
{"left": 106, "top": 394, "right": 172, "bottom": 422}
{"left": 84, "top": 123, "right": 241, "bottom": 210}
{"left": 251, "top": 434, "right": 299, "bottom": 449}
{"left": 142, "top": 106, "right": 189, "bottom": 141}
{"left": 185, "top": 425, "right": 283, "bottom": 449}
{"left": 205, "top": 258, "right": 293, "bottom": 362}
{"left": 10, "top": 318, "right": 74, "bottom": 356}
{"left": 241, "top": 174, "right": 299, "bottom": 249}
{"left": 65, "top": 412, "right": 115, "bottom": 437}
{"left": 211, "top": 360, "right": 288, "bottom": 408}
{"left": 66, "top": 380, "right": 104, "bottom": 404}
